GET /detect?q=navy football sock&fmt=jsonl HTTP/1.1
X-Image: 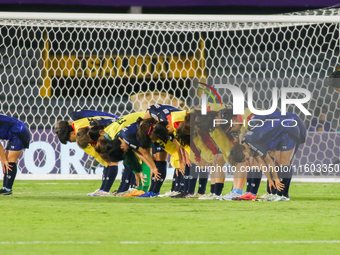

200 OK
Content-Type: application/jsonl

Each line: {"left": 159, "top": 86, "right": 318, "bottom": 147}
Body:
{"left": 246, "top": 177, "right": 252, "bottom": 193}
{"left": 122, "top": 168, "right": 133, "bottom": 192}
{"left": 188, "top": 177, "right": 198, "bottom": 194}
{"left": 5, "top": 162, "right": 17, "bottom": 190}
{"left": 149, "top": 176, "right": 156, "bottom": 192}
{"left": 118, "top": 168, "right": 129, "bottom": 192}
{"left": 210, "top": 184, "right": 215, "bottom": 194}
{"left": 183, "top": 165, "right": 190, "bottom": 193}
{"left": 278, "top": 165, "right": 292, "bottom": 197}
{"left": 120, "top": 179, "right": 130, "bottom": 192}
{"left": 214, "top": 183, "right": 224, "bottom": 196}
{"left": 187, "top": 164, "right": 199, "bottom": 194}
{"left": 197, "top": 177, "right": 208, "bottom": 194}
{"left": 103, "top": 166, "right": 118, "bottom": 192}
{"left": 180, "top": 173, "right": 185, "bottom": 192}
{"left": 152, "top": 161, "right": 167, "bottom": 194}
{"left": 277, "top": 166, "right": 292, "bottom": 196}
{"left": 2, "top": 169, "right": 7, "bottom": 188}
{"left": 283, "top": 178, "right": 292, "bottom": 197}
{"left": 100, "top": 167, "right": 108, "bottom": 190}
{"left": 171, "top": 170, "right": 177, "bottom": 191}
{"left": 175, "top": 171, "right": 182, "bottom": 192}
{"left": 271, "top": 185, "right": 278, "bottom": 195}
{"left": 266, "top": 179, "right": 271, "bottom": 193}
{"left": 129, "top": 171, "right": 137, "bottom": 189}
{"left": 249, "top": 169, "right": 262, "bottom": 195}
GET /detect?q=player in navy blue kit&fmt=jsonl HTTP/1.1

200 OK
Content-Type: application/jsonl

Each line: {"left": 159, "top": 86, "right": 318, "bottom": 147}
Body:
{"left": 116, "top": 122, "right": 159, "bottom": 180}
{"left": 229, "top": 111, "right": 306, "bottom": 201}
{"left": 137, "top": 104, "right": 182, "bottom": 197}
{"left": 137, "top": 104, "right": 181, "bottom": 147}
{"left": 0, "top": 114, "right": 31, "bottom": 195}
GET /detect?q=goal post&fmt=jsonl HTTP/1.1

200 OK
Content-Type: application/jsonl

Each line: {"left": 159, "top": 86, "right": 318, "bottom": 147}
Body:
{"left": 0, "top": 8, "right": 339, "bottom": 179}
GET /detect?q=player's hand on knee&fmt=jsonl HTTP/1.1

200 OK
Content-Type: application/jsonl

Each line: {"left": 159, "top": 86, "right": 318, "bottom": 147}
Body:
{"left": 183, "top": 149, "right": 191, "bottom": 166}
{"left": 268, "top": 179, "right": 275, "bottom": 192}
{"left": 274, "top": 178, "right": 285, "bottom": 191}
{"left": 152, "top": 168, "right": 161, "bottom": 180}
{"left": 2, "top": 160, "right": 11, "bottom": 174}
{"left": 179, "top": 161, "right": 186, "bottom": 174}
{"left": 178, "top": 166, "right": 185, "bottom": 175}
{"left": 135, "top": 172, "right": 146, "bottom": 186}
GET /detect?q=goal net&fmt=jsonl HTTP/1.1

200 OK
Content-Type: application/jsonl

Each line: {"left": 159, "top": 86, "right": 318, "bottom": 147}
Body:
{"left": 0, "top": 8, "right": 339, "bottom": 178}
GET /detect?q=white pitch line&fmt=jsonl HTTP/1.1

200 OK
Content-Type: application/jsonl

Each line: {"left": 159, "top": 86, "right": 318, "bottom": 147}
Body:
{"left": 120, "top": 240, "right": 340, "bottom": 245}
{"left": 34, "top": 183, "right": 58, "bottom": 185}
{"left": 34, "top": 183, "right": 80, "bottom": 185}
{"left": 1, "top": 240, "right": 339, "bottom": 245}
{"left": 0, "top": 241, "right": 101, "bottom": 245}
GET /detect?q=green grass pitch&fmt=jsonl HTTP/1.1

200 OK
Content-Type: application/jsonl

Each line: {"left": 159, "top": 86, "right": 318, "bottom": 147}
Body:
{"left": 1, "top": 180, "right": 340, "bottom": 255}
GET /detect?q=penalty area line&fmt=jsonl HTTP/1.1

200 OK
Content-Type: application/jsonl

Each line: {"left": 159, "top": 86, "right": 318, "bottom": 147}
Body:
{"left": 120, "top": 240, "right": 340, "bottom": 245}
{"left": 3, "top": 240, "right": 340, "bottom": 245}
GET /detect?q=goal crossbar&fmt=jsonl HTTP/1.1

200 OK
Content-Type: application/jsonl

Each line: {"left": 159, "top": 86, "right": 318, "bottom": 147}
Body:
{"left": 0, "top": 12, "right": 340, "bottom": 23}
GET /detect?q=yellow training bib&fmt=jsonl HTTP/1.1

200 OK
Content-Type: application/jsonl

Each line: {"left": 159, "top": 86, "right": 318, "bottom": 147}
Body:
{"left": 104, "top": 112, "right": 145, "bottom": 139}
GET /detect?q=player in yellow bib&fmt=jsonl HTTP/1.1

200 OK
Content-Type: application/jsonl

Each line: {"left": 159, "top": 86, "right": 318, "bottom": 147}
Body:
{"left": 55, "top": 110, "right": 119, "bottom": 196}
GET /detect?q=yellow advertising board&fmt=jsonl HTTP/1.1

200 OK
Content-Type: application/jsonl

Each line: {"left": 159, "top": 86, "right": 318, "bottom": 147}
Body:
{"left": 40, "top": 39, "right": 206, "bottom": 97}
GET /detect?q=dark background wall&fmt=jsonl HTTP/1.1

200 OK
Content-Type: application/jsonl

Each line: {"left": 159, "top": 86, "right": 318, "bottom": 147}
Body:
{"left": 0, "top": 2, "right": 336, "bottom": 14}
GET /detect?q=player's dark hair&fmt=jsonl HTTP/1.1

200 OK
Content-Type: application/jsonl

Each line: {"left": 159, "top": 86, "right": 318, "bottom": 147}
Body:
{"left": 228, "top": 144, "right": 246, "bottom": 166}
{"left": 137, "top": 117, "right": 157, "bottom": 148}
{"left": 176, "top": 113, "right": 192, "bottom": 147}
{"left": 54, "top": 120, "right": 74, "bottom": 144}
{"left": 76, "top": 127, "right": 91, "bottom": 149}
{"left": 95, "top": 138, "right": 125, "bottom": 163}
{"left": 218, "top": 107, "right": 235, "bottom": 133}
{"left": 326, "top": 68, "right": 340, "bottom": 88}
{"left": 195, "top": 111, "right": 218, "bottom": 133}
{"left": 195, "top": 107, "right": 235, "bottom": 133}
{"left": 154, "top": 121, "right": 170, "bottom": 143}
{"left": 88, "top": 120, "right": 106, "bottom": 142}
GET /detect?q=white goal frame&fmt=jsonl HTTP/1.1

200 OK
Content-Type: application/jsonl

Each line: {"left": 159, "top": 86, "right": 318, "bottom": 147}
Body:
{"left": 0, "top": 10, "right": 339, "bottom": 182}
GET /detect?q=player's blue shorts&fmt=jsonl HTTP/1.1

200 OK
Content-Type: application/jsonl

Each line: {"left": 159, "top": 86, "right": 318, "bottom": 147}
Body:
{"left": 276, "top": 133, "right": 297, "bottom": 152}
{"left": 276, "top": 117, "right": 306, "bottom": 153}
{"left": 5, "top": 126, "right": 31, "bottom": 151}
{"left": 152, "top": 142, "right": 165, "bottom": 154}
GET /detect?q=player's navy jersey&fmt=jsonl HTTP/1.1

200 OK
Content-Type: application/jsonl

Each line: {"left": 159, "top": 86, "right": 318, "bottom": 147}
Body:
{"left": 70, "top": 109, "right": 118, "bottom": 121}
{"left": 117, "top": 122, "right": 140, "bottom": 150}
{"left": 242, "top": 111, "right": 306, "bottom": 157}
{"left": 147, "top": 104, "right": 181, "bottom": 122}
{"left": 152, "top": 142, "right": 165, "bottom": 154}
{"left": 0, "top": 114, "right": 26, "bottom": 140}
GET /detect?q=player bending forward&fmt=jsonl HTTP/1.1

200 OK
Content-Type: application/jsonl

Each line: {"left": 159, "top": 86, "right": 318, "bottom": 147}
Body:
{"left": 54, "top": 109, "right": 118, "bottom": 196}
{"left": 0, "top": 114, "right": 31, "bottom": 195}
{"left": 228, "top": 111, "right": 306, "bottom": 201}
